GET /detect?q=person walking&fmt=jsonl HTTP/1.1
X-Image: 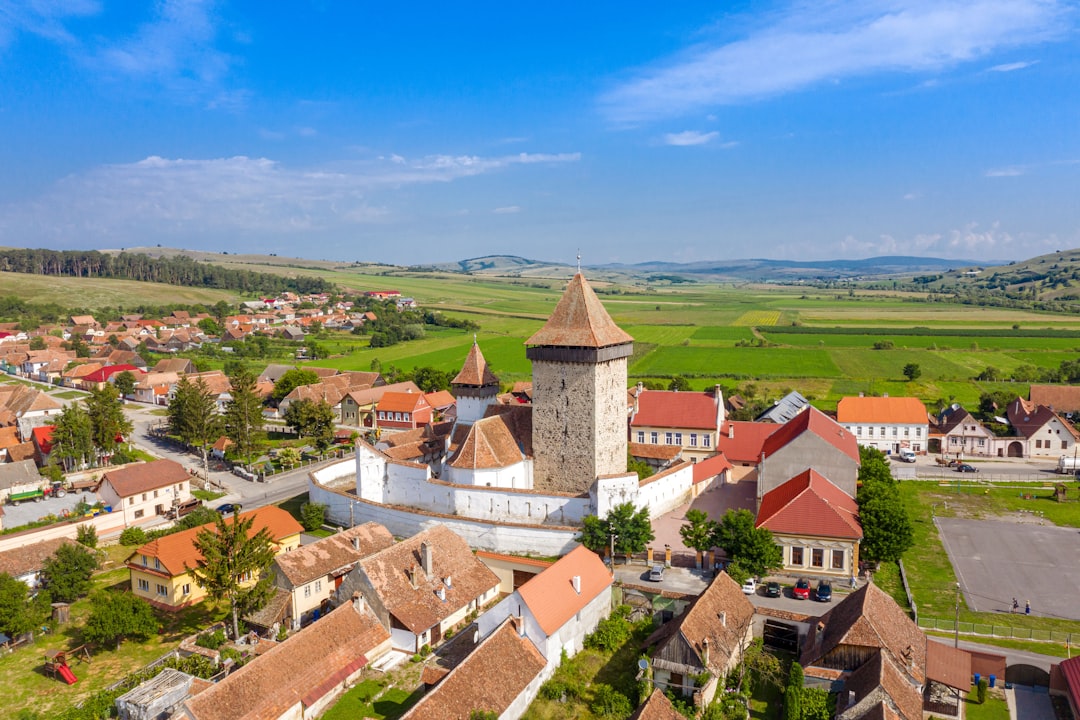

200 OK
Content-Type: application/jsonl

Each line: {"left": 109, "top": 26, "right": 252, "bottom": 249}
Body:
{"left": 1025, "top": 600, "right": 1031, "bottom": 615}
{"left": 1012, "top": 598, "right": 1019, "bottom": 613}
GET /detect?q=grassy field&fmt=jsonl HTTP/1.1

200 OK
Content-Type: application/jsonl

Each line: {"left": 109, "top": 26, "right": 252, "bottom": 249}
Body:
{"left": 0, "top": 271, "right": 241, "bottom": 308}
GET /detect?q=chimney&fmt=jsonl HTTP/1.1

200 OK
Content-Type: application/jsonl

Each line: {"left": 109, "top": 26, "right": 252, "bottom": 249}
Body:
{"left": 846, "top": 690, "right": 855, "bottom": 708}
{"left": 719, "top": 611, "right": 726, "bottom": 628}
{"left": 351, "top": 592, "right": 366, "bottom": 613}
{"left": 351, "top": 536, "right": 360, "bottom": 551}
{"left": 858, "top": 391, "right": 864, "bottom": 397}
{"left": 444, "top": 575, "right": 452, "bottom": 588}
{"left": 437, "top": 587, "right": 447, "bottom": 602}
{"left": 702, "top": 637, "right": 710, "bottom": 667}
{"left": 883, "top": 392, "right": 889, "bottom": 398}
{"left": 715, "top": 385, "right": 726, "bottom": 428}
{"left": 408, "top": 565, "right": 418, "bottom": 589}
{"left": 571, "top": 576, "right": 581, "bottom": 594}
{"left": 420, "top": 542, "right": 433, "bottom": 578}
{"left": 728, "top": 423, "right": 734, "bottom": 439}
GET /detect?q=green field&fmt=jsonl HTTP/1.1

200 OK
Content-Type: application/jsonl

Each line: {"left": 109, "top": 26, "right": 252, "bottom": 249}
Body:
{"left": 0, "top": 271, "right": 241, "bottom": 308}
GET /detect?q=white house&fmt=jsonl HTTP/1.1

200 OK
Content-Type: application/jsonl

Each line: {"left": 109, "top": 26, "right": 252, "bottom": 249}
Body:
{"left": 97, "top": 459, "right": 193, "bottom": 527}
{"left": 836, "top": 396, "right": 929, "bottom": 455}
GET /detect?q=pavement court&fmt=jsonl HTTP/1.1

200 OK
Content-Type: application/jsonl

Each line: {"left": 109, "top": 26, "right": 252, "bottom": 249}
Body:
{"left": 935, "top": 516, "right": 1080, "bottom": 621}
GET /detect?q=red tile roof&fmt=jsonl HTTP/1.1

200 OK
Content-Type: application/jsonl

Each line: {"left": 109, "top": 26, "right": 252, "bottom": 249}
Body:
{"left": 925, "top": 639, "right": 972, "bottom": 691}
{"left": 631, "top": 390, "right": 721, "bottom": 430}
{"left": 525, "top": 273, "right": 633, "bottom": 348}
{"left": 517, "top": 546, "right": 612, "bottom": 635}
{"left": 757, "top": 469, "right": 862, "bottom": 539}
{"left": 836, "top": 397, "right": 928, "bottom": 425}
{"left": 423, "top": 390, "right": 456, "bottom": 409}
{"left": 630, "top": 689, "right": 684, "bottom": 720}
{"left": 102, "top": 459, "right": 191, "bottom": 498}
{"left": 692, "top": 452, "right": 732, "bottom": 484}
{"left": 31, "top": 425, "right": 55, "bottom": 454}
{"left": 1060, "top": 655, "right": 1080, "bottom": 707}
{"left": 452, "top": 341, "right": 499, "bottom": 386}
{"left": 715, "top": 421, "right": 776, "bottom": 464}
{"left": 376, "top": 390, "right": 431, "bottom": 414}
{"left": 82, "top": 364, "right": 141, "bottom": 384}
{"left": 761, "top": 406, "right": 859, "bottom": 463}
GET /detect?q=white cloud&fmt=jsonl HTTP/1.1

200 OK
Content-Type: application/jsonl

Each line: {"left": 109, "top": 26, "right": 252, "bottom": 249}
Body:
{"left": 988, "top": 60, "right": 1037, "bottom": 72}
{"left": 0, "top": 151, "right": 579, "bottom": 244}
{"left": 832, "top": 221, "right": 1032, "bottom": 259}
{"left": 985, "top": 166, "right": 1025, "bottom": 177}
{"left": 492, "top": 206, "right": 521, "bottom": 214}
{"left": 663, "top": 130, "right": 720, "bottom": 146}
{"left": 903, "top": 192, "right": 919, "bottom": 200}
{"left": 601, "top": 0, "right": 1070, "bottom": 123}
{"left": 0, "top": 0, "right": 100, "bottom": 48}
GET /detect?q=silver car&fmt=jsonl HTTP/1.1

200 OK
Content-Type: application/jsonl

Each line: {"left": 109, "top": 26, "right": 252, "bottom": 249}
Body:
{"left": 649, "top": 564, "right": 665, "bottom": 582}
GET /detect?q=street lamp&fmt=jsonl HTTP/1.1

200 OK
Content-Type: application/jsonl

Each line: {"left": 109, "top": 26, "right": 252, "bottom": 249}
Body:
{"left": 954, "top": 582, "right": 961, "bottom": 648}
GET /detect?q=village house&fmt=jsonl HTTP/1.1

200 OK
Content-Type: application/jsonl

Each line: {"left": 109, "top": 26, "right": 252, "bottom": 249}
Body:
{"left": 133, "top": 371, "right": 180, "bottom": 405}
{"left": 0, "top": 536, "right": 75, "bottom": 590}
{"left": 629, "top": 385, "right": 725, "bottom": 463}
{"left": 335, "top": 525, "right": 500, "bottom": 653}
{"left": 757, "top": 406, "right": 860, "bottom": 503}
{"left": 153, "top": 357, "right": 196, "bottom": 375}
{"left": 755, "top": 390, "right": 811, "bottom": 423}
{"left": 401, "top": 617, "right": 547, "bottom": 720}
{"left": 477, "top": 545, "right": 612, "bottom": 669}
{"left": 178, "top": 597, "right": 391, "bottom": 720}
{"left": 645, "top": 572, "right": 755, "bottom": 704}
{"left": 78, "top": 363, "right": 143, "bottom": 391}
{"left": 1006, "top": 397, "right": 1079, "bottom": 459}
{"left": 931, "top": 405, "right": 1002, "bottom": 458}
{"left": 375, "top": 390, "right": 434, "bottom": 433}
{"left": 62, "top": 361, "right": 104, "bottom": 388}
{"left": 1030, "top": 384, "right": 1080, "bottom": 416}
{"left": 756, "top": 469, "right": 862, "bottom": 579}
{"left": 97, "top": 459, "right": 193, "bottom": 528}
{"left": 629, "top": 690, "right": 684, "bottom": 720}
{"left": 0, "top": 384, "right": 63, "bottom": 425}
{"left": 126, "top": 506, "right": 302, "bottom": 610}
{"left": 271, "top": 522, "right": 395, "bottom": 629}
{"left": 0, "top": 425, "right": 21, "bottom": 462}
{"left": 836, "top": 395, "right": 930, "bottom": 456}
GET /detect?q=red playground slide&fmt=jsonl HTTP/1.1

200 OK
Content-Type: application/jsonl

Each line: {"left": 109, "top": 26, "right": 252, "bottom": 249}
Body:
{"left": 57, "top": 663, "right": 77, "bottom": 685}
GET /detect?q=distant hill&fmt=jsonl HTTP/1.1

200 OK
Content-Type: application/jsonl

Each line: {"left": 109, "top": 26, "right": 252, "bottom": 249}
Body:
{"left": 910, "top": 249, "right": 1080, "bottom": 303}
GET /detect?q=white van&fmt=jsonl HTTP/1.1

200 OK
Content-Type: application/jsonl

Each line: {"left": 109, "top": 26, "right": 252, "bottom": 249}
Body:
{"left": 898, "top": 449, "right": 917, "bottom": 463}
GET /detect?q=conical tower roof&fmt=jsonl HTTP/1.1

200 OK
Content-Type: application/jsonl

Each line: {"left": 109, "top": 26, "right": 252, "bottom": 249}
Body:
{"left": 526, "top": 274, "right": 633, "bottom": 348}
{"left": 452, "top": 340, "right": 499, "bottom": 387}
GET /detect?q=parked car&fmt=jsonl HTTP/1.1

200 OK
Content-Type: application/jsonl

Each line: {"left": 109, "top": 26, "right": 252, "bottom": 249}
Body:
{"left": 793, "top": 578, "right": 811, "bottom": 600}
{"left": 648, "top": 564, "right": 665, "bottom": 582}
{"left": 215, "top": 503, "right": 241, "bottom": 515}
{"left": 897, "top": 449, "right": 917, "bottom": 463}
{"left": 741, "top": 578, "right": 757, "bottom": 595}
{"left": 955, "top": 463, "right": 979, "bottom": 473}
{"left": 815, "top": 581, "right": 833, "bottom": 602}
{"left": 764, "top": 581, "right": 782, "bottom": 598}
{"left": 166, "top": 497, "right": 202, "bottom": 520}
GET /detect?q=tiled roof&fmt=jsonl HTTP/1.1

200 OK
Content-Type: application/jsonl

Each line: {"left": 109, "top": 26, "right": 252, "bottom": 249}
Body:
{"left": 693, "top": 452, "right": 733, "bottom": 483}
{"left": 935, "top": 406, "right": 976, "bottom": 434}
{"left": 631, "top": 390, "right": 721, "bottom": 430}
{"left": 183, "top": 601, "right": 389, "bottom": 720}
{"left": 628, "top": 442, "right": 683, "bottom": 461}
{"left": 401, "top": 618, "right": 546, "bottom": 720}
{"left": 452, "top": 341, "right": 499, "bottom": 387}
{"left": 377, "top": 391, "right": 430, "bottom": 414}
{"left": 647, "top": 572, "right": 754, "bottom": 677}
{"left": 839, "top": 649, "right": 923, "bottom": 720}
{"left": 481, "top": 404, "right": 533, "bottom": 456}
{"left": 1007, "top": 397, "right": 1080, "bottom": 440}
{"left": 102, "top": 459, "right": 191, "bottom": 499}
{"left": 0, "top": 385, "right": 62, "bottom": 415}
{"left": 0, "top": 426, "right": 19, "bottom": 450}
{"left": 128, "top": 507, "right": 303, "bottom": 577}
{"left": 82, "top": 364, "right": 140, "bottom": 384}
{"left": 1060, "top": 655, "right": 1080, "bottom": 708}
{"left": 273, "top": 523, "right": 394, "bottom": 587}
{"left": 355, "top": 525, "right": 499, "bottom": 634}
{"left": 424, "top": 390, "right": 456, "bottom": 409}
{"left": 756, "top": 469, "right": 862, "bottom": 539}
{"left": 836, "top": 397, "right": 928, "bottom": 425}
{"left": 517, "top": 546, "right": 612, "bottom": 635}
{"left": 345, "top": 381, "right": 422, "bottom": 407}
{"left": 7, "top": 442, "right": 35, "bottom": 462}
{"left": 525, "top": 273, "right": 633, "bottom": 348}
{"left": 153, "top": 358, "right": 194, "bottom": 374}
{"left": 1030, "top": 384, "right": 1080, "bottom": 414}
{"left": 189, "top": 371, "right": 231, "bottom": 396}
{"left": 761, "top": 406, "right": 859, "bottom": 464}
{"left": 0, "top": 536, "right": 74, "bottom": 577}
{"left": 925, "top": 639, "right": 971, "bottom": 691}
{"left": 31, "top": 426, "right": 55, "bottom": 454}
{"left": 801, "top": 583, "right": 926, "bottom": 684}
{"left": 715, "top": 421, "right": 776, "bottom": 464}
{"left": 630, "top": 689, "right": 684, "bottom": 720}
{"left": 448, "top": 415, "right": 525, "bottom": 469}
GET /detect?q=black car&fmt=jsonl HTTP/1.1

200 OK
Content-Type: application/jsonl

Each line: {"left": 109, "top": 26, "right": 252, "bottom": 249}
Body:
{"left": 764, "top": 581, "right": 782, "bottom": 598}
{"left": 215, "top": 502, "right": 241, "bottom": 515}
{"left": 816, "top": 581, "right": 833, "bottom": 602}
{"left": 955, "top": 463, "right": 978, "bottom": 473}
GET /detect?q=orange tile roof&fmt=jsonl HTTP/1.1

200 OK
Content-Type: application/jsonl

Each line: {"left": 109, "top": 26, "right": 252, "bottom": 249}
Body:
{"left": 692, "top": 452, "right": 733, "bottom": 483}
{"left": 273, "top": 523, "right": 394, "bottom": 587}
{"left": 448, "top": 415, "right": 525, "bottom": 470}
{"left": 925, "top": 639, "right": 972, "bottom": 691}
{"left": 756, "top": 469, "right": 862, "bottom": 540}
{"left": 517, "top": 546, "right": 612, "bottom": 635}
{"left": 452, "top": 341, "right": 499, "bottom": 386}
{"left": 761, "top": 406, "right": 859, "bottom": 463}
{"left": 525, "top": 273, "right": 633, "bottom": 348}
{"left": 631, "top": 390, "right": 721, "bottom": 430}
{"left": 102, "top": 459, "right": 191, "bottom": 498}
{"left": 377, "top": 391, "right": 431, "bottom": 414}
{"left": 715, "top": 421, "right": 776, "bottom": 464}
{"left": 628, "top": 442, "right": 683, "bottom": 461}
{"left": 0, "top": 426, "right": 19, "bottom": 451}
{"left": 424, "top": 390, "right": 456, "bottom": 409}
{"left": 630, "top": 689, "right": 684, "bottom": 720}
{"left": 836, "top": 396, "right": 928, "bottom": 425}
{"left": 401, "top": 618, "right": 546, "bottom": 720}
{"left": 127, "top": 506, "right": 303, "bottom": 577}
{"left": 183, "top": 601, "right": 389, "bottom": 720}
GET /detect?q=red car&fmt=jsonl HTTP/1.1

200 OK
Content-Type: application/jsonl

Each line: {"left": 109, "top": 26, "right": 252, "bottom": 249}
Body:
{"left": 793, "top": 578, "right": 811, "bottom": 600}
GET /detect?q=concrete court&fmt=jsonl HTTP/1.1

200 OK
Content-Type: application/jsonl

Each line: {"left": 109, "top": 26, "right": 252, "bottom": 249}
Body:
{"left": 649, "top": 478, "right": 756, "bottom": 553}
{"left": 935, "top": 516, "right": 1080, "bottom": 621}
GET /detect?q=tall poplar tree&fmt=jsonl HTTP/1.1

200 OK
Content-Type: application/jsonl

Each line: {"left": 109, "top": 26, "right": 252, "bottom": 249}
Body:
{"left": 85, "top": 385, "right": 133, "bottom": 457}
{"left": 169, "top": 376, "right": 221, "bottom": 480}
{"left": 224, "top": 368, "right": 262, "bottom": 465}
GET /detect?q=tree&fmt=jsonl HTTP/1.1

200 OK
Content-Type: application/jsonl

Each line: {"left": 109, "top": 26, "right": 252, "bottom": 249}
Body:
{"left": 271, "top": 368, "right": 319, "bottom": 403}
{"left": 189, "top": 512, "right": 276, "bottom": 640}
{"left": 224, "top": 368, "right": 263, "bottom": 465}
{"left": 28, "top": 336, "right": 46, "bottom": 351}
{"left": 857, "top": 480, "right": 913, "bottom": 563}
{"left": 169, "top": 376, "right": 222, "bottom": 480}
{"left": 410, "top": 366, "right": 451, "bottom": 392}
{"left": 41, "top": 543, "right": 99, "bottom": 603}
{"left": 627, "top": 454, "right": 654, "bottom": 481}
{"left": 713, "top": 509, "right": 782, "bottom": 577}
{"left": 113, "top": 370, "right": 137, "bottom": 398}
{"left": 902, "top": 363, "right": 922, "bottom": 381}
{"left": 668, "top": 375, "right": 692, "bottom": 391}
{"left": 197, "top": 317, "right": 221, "bottom": 335}
{"left": 85, "top": 384, "right": 133, "bottom": 457}
{"left": 50, "top": 402, "right": 95, "bottom": 471}
{"left": 0, "top": 573, "right": 50, "bottom": 637}
{"left": 300, "top": 502, "right": 326, "bottom": 532}
{"left": 83, "top": 591, "right": 158, "bottom": 649}
{"left": 76, "top": 524, "right": 98, "bottom": 548}
{"left": 578, "top": 514, "right": 609, "bottom": 555}
{"left": 680, "top": 509, "right": 717, "bottom": 567}
{"left": 283, "top": 398, "right": 336, "bottom": 451}
{"left": 784, "top": 662, "right": 804, "bottom": 720}
{"left": 277, "top": 446, "right": 301, "bottom": 469}
{"left": 858, "top": 446, "right": 893, "bottom": 486}
{"left": 577, "top": 503, "right": 654, "bottom": 563}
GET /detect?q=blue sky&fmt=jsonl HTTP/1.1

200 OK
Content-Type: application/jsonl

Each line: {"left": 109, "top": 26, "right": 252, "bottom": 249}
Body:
{"left": 0, "top": 1, "right": 1077, "bottom": 265}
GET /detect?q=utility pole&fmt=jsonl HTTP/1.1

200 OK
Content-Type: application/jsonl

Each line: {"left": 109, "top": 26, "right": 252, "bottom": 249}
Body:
{"left": 954, "top": 582, "right": 961, "bottom": 648}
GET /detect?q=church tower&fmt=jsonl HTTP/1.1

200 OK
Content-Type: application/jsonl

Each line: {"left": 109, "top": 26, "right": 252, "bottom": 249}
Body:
{"left": 527, "top": 273, "right": 633, "bottom": 493}
{"left": 451, "top": 339, "right": 500, "bottom": 425}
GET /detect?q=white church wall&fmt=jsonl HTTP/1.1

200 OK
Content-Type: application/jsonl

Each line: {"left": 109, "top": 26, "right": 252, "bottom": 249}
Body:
{"left": 445, "top": 461, "right": 534, "bottom": 490}
{"left": 636, "top": 464, "right": 695, "bottom": 517}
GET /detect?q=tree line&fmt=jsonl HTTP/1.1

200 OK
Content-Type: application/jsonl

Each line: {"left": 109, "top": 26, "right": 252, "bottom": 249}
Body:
{"left": 0, "top": 249, "right": 334, "bottom": 295}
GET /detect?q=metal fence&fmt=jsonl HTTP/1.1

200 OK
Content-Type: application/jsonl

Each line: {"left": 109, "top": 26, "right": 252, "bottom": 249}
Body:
{"left": 917, "top": 616, "right": 1079, "bottom": 646}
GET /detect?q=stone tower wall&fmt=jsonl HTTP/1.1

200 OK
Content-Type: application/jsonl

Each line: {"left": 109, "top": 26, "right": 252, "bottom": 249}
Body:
{"left": 532, "top": 356, "right": 628, "bottom": 493}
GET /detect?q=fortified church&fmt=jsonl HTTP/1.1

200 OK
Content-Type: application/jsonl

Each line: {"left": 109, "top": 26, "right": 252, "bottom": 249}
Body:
{"left": 311, "top": 273, "right": 707, "bottom": 554}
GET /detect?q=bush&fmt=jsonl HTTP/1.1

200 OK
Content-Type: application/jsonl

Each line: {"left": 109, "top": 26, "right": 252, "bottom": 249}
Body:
{"left": 590, "top": 684, "right": 632, "bottom": 718}
{"left": 977, "top": 677, "right": 988, "bottom": 704}
{"left": 800, "top": 687, "right": 832, "bottom": 720}
{"left": 585, "top": 614, "right": 632, "bottom": 652}
{"left": 75, "top": 524, "right": 98, "bottom": 548}
{"left": 195, "top": 629, "right": 227, "bottom": 650}
{"left": 119, "top": 527, "right": 148, "bottom": 546}
{"left": 300, "top": 502, "right": 327, "bottom": 532}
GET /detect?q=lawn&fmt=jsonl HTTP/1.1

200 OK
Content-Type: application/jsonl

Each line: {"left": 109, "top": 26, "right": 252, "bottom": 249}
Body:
{"left": 631, "top": 346, "right": 840, "bottom": 378}
{"left": 322, "top": 678, "right": 424, "bottom": 720}
{"left": 0, "top": 271, "right": 240, "bottom": 308}
{"left": 965, "top": 686, "right": 1010, "bottom": 720}
{"left": 51, "top": 390, "right": 87, "bottom": 400}
{"left": 192, "top": 489, "right": 226, "bottom": 502}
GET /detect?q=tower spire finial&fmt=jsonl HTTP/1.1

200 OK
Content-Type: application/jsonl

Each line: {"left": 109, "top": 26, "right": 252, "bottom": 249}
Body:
{"left": 576, "top": 250, "right": 581, "bottom": 274}
{"left": 473, "top": 333, "right": 477, "bottom": 345}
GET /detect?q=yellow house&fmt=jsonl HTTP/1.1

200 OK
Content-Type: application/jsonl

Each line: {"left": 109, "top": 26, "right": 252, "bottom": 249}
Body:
{"left": 126, "top": 506, "right": 303, "bottom": 610}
